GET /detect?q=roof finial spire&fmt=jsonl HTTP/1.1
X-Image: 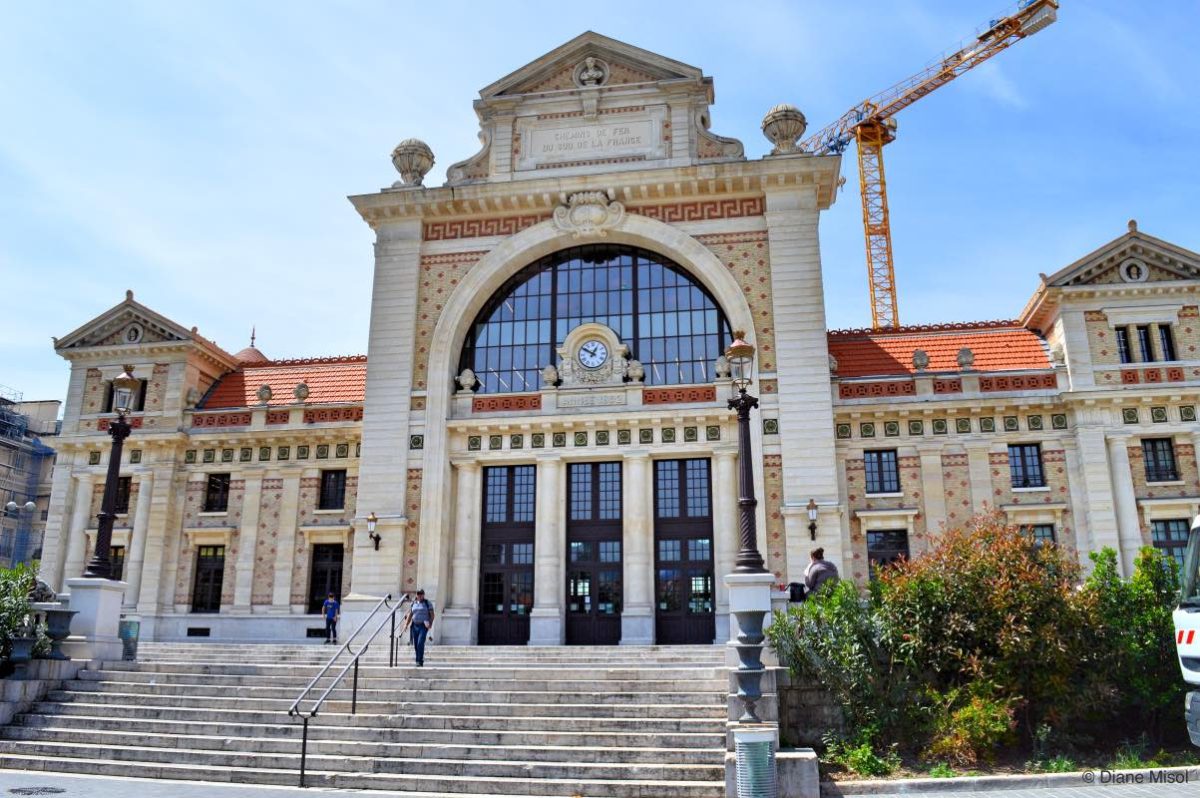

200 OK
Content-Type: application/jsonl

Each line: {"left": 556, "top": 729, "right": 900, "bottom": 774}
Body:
{"left": 1128, "top": 218, "right": 1138, "bottom": 233}
{"left": 250, "top": 326, "right": 256, "bottom": 347}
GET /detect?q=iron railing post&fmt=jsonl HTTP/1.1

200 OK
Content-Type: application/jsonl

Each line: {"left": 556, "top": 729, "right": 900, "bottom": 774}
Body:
{"left": 299, "top": 716, "right": 309, "bottom": 788}
{"left": 389, "top": 612, "right": 395, "bottom": 667}
{"left": 351, "top": 657, "right": 360, "bottom": 715}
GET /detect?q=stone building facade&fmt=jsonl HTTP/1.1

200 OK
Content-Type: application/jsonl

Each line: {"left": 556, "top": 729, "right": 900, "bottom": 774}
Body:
{"left": 38, "top": 34, "right": 1200, "bottom": 643}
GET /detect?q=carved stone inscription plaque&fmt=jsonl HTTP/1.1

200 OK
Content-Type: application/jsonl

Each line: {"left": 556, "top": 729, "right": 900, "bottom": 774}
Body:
{"left": 516, "top": 107, "right": 667, "bottom": 171}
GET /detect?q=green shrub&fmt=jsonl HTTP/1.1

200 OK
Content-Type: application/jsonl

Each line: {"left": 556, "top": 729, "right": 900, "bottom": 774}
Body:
{"left": 927, "top": 762, "right": 957, "bottom": 778}
{"left": 924, "top": 688, "right": 1018, "bottom": 766}
{"left": 823, "top": 735, "right": 901, "bottom": 777}
{"left": 0, "top": 562, "right": 38, "bottom": 659}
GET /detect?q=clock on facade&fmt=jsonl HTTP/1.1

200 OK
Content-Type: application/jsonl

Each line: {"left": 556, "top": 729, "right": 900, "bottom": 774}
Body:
{"left": 577, "top": 339, "right": 609, "bottom": 369}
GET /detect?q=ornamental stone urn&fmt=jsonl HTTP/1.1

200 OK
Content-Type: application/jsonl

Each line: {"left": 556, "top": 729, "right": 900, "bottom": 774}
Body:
{"left": 256, "top": 384, "right": 273, "bottom": 403}
{"left": 32, "top": 602, "right": 77, "bottom": 661}
{"left": 391, "top": 138, "right": 435, "bottom": 187}
{"left": 761, "top": 103, "right": 808, "bottom": 155}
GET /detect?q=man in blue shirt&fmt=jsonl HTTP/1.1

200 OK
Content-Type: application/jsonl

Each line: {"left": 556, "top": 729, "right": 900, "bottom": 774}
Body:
{"left": 321, "top": 592, "right": 340, "bottom": 645}
{"left": 405, "top": 589, "right": 435, "bottom": 666}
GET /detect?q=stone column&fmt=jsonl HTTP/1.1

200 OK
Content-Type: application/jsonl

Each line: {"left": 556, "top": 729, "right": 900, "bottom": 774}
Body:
{"left": 233, "top": 472, "right": 264, "bottom": 610}
{"left": 61, "top": 474, "right": 96, "bottom": 585}
{"left": 38, "top": 459, "right": 78, "bottom": 592}
{"left": 917, "top": 447, "right": 948, "bottom": 544}
{"left": 712, "top": 448, "right": 738, "bottom": 643}
{"left": 621, "top": 451, "right": 654, "bottom": 645}
{"left": 442, "top": 461, "right": 482, "bottom": 645}
{"left": 122, "top": 470, "right": 154, "bottom": 608}
{"left": 1069, "top": 419, "right": 1123, "bottom": 570}
{"left": 138, "top": 466, "right": 187, "bottom": 614}
{"left": 529, "top": 454, "right": 564, "bottom": 646}
{"left": 1107, "top": 435, "right": 1143, "bottom": 576}
{"left": 271, "top": 470, "right": 303, "bottom": 611}
{"left": 964, "top": 443, "right": 994, "bottom": 515}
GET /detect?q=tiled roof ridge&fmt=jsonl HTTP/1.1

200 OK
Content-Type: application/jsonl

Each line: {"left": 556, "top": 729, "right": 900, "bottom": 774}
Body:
{"left": 244, "top": 354, "right": 368, "bottom": 367}
{"left": 827, "top": 320, "right": 1023, "bottom": 337}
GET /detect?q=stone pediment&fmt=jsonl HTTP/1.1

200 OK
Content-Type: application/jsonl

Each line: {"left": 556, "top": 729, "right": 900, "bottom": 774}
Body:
{"left": 444, "top": 32, "right": 743, "bottom": 186}
{"left": 55, "top": 291, "right": 209, "bottom": 354}
{"left": 482, "top": 32, "right": 703, "bottom": 98}
{"left": 1045, "top": 222, "right": 1200, "bottom": 288}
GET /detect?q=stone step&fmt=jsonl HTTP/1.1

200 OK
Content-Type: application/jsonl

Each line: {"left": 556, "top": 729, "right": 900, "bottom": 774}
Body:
{"left": 12, "top": 713, "right": 724, "bottom": 749}
{"left": 0, "top": 740, "right": 723, "bottom": 783}
{"left": 96, "top": 661, "right": 725, "bottom": 680}
{"left": 31, "top": 702, "right": 722, "bottom": 733}
{"left": 0, "top": 726, "right": 724, "bottom": 765}
{"left": 79, "top": 668, "right": 727, "bottom": 691}
{"left": 0, "top": 753, "right": 725, "bottom": 797}
{"left": 45, "top": 689, "right": 723, "bottom": 720}
{"left": 65, "top": 680, "right": 722, "bottom": 705}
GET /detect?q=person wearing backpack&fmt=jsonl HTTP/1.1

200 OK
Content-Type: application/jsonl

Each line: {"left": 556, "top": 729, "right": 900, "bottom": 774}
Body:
{"left": 404, "top": 589, "right": 435, "bottom": 666}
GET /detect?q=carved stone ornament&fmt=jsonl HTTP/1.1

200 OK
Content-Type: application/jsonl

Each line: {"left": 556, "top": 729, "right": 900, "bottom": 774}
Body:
{"left": 761, "top": 103, "right": 807, "bottom": 155}
{"left": 445, "top": 129, "right": 492, "bottom": 186}
{"left": 27, "top": 579, "right": 56, "bottom": 603}
{"left": 828, "top": 353, "right": 839, "bottom": 374}
{"left": 553, "top": 191, "right": 626, "bottom": 239}
{"left": 911, "top": 349, "right": 930, "bottom": 372}
{"left": 256, "top": 384, "right": 273, "bottom": 403}
{"left": 627, "top": 359, "right": 645, "bottom": 383}
{"left": 557, "top": 323, "right": 630, "bottom": 389}
{"left": 1050, "top": 344, "right": 1066, "bottom": 365}
{"left": 294, "top": 382, "right": 310, "bottom": 401}
{"left": 184, "top": 386, "right": 201, "bottom": 409}
{"left": 456, "top": 368, "right": 478, "bottom": 393}
{"left": 714, "top": 355, "right": 731, "bottom": 379}
{"left": 574, "top": 56, "right": 609, "bottom": 87}
{"left": 391, "top": 138, "right": 435, "bottom": 187}
{"left": 541, "top": 364, "right": 559, "bottom": 386}
{"left": 956, "top": 347, "right": 975, "bottom": 370}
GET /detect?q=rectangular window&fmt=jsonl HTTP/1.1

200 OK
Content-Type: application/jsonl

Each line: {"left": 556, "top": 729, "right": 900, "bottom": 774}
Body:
{"left": 1115, "top": 327, "right": 1132, "bottom": 364}
{"left": 1023, "top": 524, "right": 1056, "bottom": 546}
{"left": 867, "top": 529, "right": 909, "bottom": 578}
{"left": 319, "top": 470, "right": 347, "bottom": 510}
{"left": 191, "top": 545, "right": 225, "bottom": 613}
{"left": 110, "top": 546, "right": 126, "bottom": 581}
{"left": 203, "top": 474, "right": 231, "bottom": 513}
{"left": 863, "top": 450, "right": 900, "bottom": 494}
{"left": 113, "top": 476, "right": 132, "bottom": 515}
{"left": 1008, "top": 444, "right": 1046, "bottom": 488}
{"left": 1151, "top": 519, "right": 1190, "bottom": 568}
{"left": 1158, "top": 325, "right": 1177, "bottom": 362}
{"left": 1136, "top": 325, "right": 1155, "bottom": 362}
{"left": 1142, "top": 438, "right": 1178, "bottom": 482}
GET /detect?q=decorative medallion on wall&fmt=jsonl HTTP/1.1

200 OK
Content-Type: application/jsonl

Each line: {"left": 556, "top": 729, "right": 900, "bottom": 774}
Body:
{"left": 297, "top": 445, "right": 310, "bottom": 459}
{"left": 683, "top": 427, "right": 698, "bottom": 442}
{"left": 221, "top": 449, "right": 234, "bottom": 463}
{"left": 596, "top": 430, "right": 610, "bottom": 446}
{"left": 1182, "top": 406, "right": 1197, "bottom": 422}
{"left": 706, "top": 425, "right": 721, "bottom": 441}
{"left": 979, "top": 417, "right": 996, "bottom": 433}
{"left": 278, "top": 446, "right": 290, "bottom": 460}
{"left": 409, "top": 435, "right": 424, "bottom": 450}
{"left": 659, "top": 428, "right": 674, "bottom": 443}
{"left": 1027, "top": 415, "right": 1044, "bottom": 431}
{"left": 240, "top": 447, "right": 253, "bottom": 462}
{"left": 130, "top": 449, "right": 142, "bottom": 464}
{"left": 764, "top": 419, "right": 780, "bottom": 436}
{"left": 552, "top": 191, "right": 626, "bottom": 239}
{"left": 510, "top": 434, "right": 524, "bottom": 449}
{"left": 1118, "top": 258, "right": 1149, "bottom": 283}
{"left": 336, "top": 444, "right": 350, "bottom": 458}
{"left": 639, "top": 428, "right": 653, "bottom": 444}
{"left": 468, "top": 436, "right": 482, "bottom": 451}
{"left": 1003, "top": 416, "right": 1020, "bottom": 432}
{"left": 955, "top": 418, "right": 971, "bottom": 434}
{"left": 89, "top": 451, "right": 102, "bottom": 465}
{"left": 124, "top": 322, "right": 144, "bottom": 344}
{"left": 259, "top": 447, "right": 271, "bottom": 461}
{"left": 532, "top": 433, "right": 545, "bottom": 448}
{"left": 884, "top": 421, "right": 900, "bottom": 437}
{"left": 573, "top": 56, "right": 610, "bottom": 87}
{"left": 316, "top": 445, "right": 330, "bottom": 459}
{"left": 908, "top": 420, "right": 924, "bottom": 436}
{"left": 553, "top": 432, "right": 567, "bottom": 447}
{"left": 618, "top": 429, "right": 632, "bottom": 445}
{"left": 859, "top": 423, "right": 875, "bottom": 438}
{"left": 489, "top": 435, "right": 503, "bottom": 451}
{"left": 574, "top": 431, "right": 588, "bottom": 446}
{"left": 185, "top": 450, "right": 196, "bottom": 464}
{"left": 932, "top": 419, "right": 948, "bottom": 435}
{"left": 1122, "top": 408, "right": 1139, "bottom": 424}
{"left": 203, "top": 449, "right": 215, "bottom": 463}
{"left": 1151, "top": 406, "right": 1168, "bottom": 423}
{"left": 1051, "top": 413, "right": 1068, "bottom": 429}
{"left": 836, "top": 423, "right": 851, "bottom": 439}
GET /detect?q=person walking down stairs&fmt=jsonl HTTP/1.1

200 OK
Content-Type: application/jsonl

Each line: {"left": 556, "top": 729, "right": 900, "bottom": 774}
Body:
{"left": 404, "top": 589, "right": 435, "bottom": 666}
{"left": 321, "top": 593, "right": 340, "bottom": 645}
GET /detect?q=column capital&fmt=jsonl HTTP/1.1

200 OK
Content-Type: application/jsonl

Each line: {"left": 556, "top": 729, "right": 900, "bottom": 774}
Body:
{"left": 535, "top": 452, "right": 563, "bottom": 463}
{"left": 712, "top": 446, "right": 739, "bottom": 460}
{"left": 623, "top": 449, "right": 653, "bottom": 461}
{"left": 450, "top": 458, "right": 482, "bottom": 472}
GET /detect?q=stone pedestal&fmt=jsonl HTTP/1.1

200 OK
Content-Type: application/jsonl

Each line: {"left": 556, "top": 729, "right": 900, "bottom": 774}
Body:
{"left": 339, "top": 592, "right": 391, "bottom": 642}
{"left": 528, "top": 608, "right": 564, "bottom": 646}
{"left": 619, "top": 606, "right": 654, "bottom": 645}
{"left": 440, "top": 607, "right": 477, "bottom": 645}
{"left": 62, "top": 577, "right": 127, "bottom": 661}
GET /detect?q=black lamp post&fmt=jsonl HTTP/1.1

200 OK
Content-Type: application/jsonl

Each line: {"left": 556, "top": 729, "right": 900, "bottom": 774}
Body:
{"left": 726, "top": 332, "right": 767, "bottom": 575}
{"left": 83, "top": 365, "right": 139, "bottom": 580}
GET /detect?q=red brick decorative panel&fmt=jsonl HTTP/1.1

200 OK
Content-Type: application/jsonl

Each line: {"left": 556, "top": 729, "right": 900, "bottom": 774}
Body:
{"left": 1121, "top": 369, "right": 1141, "bottom": 384}
{"left": 1167, "top": 367, "right": 1186, "bottom": 382}
{"left": 838, "top": 380, "right": 916, "bottom": 399}
{"left": 643, "top": 386, "right": 718, "bottom": 405}
{"left": 266, "top": 410, "right": 290, "bottom": 425}
{"left": 471, "top": 394, "right": 542, "bottom": 413}
{"left": 303, "top": 407, "right": 363, "bottom": 424}
{"left": 1043, "top": 449, "right": 1066, "bottom": 463}
{"left": 760, "top": 379, "right": 778, "bottom": 395}
{"left": 978, "top": 373, "right": 1057, "bottom": 392}
{"left": 628, "top": 197, "right": 764, "bottom": 223}
{"left": 98, "top": 416, "right": 144, "bottom": 431}
{"left": 1180, "top": 306, "right": 1200, "bottom": 318}
{"left": 933, "top": 378, "right": 963, "bottom": 394}
{"left": 1084, "top": 310, "right": 1108, "bottom": 322}
{"left": 192, "top": 412, "right": 251, "bottom": 428}
{"left": 942, "top": 454, "right": 969, "bottom": 467}
{"left": 423, "top": 214, "right": 551, "bottom": 241}
{"left": 1144, "top": 368, "right": 1164, "bottom": 383}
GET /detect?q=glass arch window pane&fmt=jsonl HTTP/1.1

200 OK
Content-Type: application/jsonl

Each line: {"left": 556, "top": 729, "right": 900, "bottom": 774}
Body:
{"left": 459, "top": 245, "right": 732, "bottom": 393}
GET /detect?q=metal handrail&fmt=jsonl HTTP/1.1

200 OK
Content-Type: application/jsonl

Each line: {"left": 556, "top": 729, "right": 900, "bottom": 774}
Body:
{"left": 287, "top": 593, "right": 412, "bottom": 787}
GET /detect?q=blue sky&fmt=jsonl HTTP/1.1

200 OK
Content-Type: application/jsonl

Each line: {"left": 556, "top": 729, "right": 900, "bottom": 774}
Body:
{"left": 3, "top": 1, "right": 1197, "bottom": 404}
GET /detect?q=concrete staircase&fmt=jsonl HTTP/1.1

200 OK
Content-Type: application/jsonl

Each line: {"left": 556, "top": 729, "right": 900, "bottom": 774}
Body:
{"left": 0, "top": 641, "right": 729, "bottom": 797}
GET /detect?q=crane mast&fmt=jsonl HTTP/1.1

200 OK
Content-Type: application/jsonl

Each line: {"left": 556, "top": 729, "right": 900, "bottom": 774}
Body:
{"left": 804, "top": 0, "right": 1058, "bottom": 329}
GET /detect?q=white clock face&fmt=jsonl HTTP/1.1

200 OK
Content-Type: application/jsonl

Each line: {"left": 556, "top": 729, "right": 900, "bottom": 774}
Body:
{"left": 578, "top": 340, "right": 609, "bottom": 369}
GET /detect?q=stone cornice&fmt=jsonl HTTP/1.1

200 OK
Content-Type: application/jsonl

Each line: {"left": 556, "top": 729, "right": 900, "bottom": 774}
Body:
{"left": 349, "top": 156, "right": 841, "bottom": 228}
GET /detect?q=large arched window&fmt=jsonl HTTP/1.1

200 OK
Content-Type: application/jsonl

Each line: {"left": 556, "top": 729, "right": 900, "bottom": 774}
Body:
{"left": 460, "top": 245, "right": 732, "bottom": 394}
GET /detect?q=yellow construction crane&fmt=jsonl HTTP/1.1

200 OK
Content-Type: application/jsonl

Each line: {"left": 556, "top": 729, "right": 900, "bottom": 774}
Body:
{"left": 803, "top": 0, "right": 1059, "bottom": 329}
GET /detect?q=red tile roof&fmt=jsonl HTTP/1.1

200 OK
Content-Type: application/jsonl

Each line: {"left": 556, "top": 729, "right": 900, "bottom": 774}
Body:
{"left": 202, "top": 356, "right": 367, "bottom": 409}
{"left": 827, "top": 322, "right": 1050, "bottom": 378}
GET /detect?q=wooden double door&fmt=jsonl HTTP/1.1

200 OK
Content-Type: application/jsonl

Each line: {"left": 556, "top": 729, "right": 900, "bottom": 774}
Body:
{"left": 653, "top": 459, "right": 716, "bottom": 645}
{"left": 566, "top": 462, "right": 623, "bottom": 645}
{"left": 479, "top": 465, "right": 536, "bottom": 645}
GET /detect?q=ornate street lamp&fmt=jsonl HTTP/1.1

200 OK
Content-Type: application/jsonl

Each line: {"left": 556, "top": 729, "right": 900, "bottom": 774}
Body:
{"left": 83, "top": 366, "right": 139, "bottom": 580}
{"left": 726, "top": 332, "right": 767, "bottom": 574}
{"left": 807, "top": 498, "right": 819, "bottom": 541}
{"left": 366, "top": 512, "right": 381, "bottom": 550}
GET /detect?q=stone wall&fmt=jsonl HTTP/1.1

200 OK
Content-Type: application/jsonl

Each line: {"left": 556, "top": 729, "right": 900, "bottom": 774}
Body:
{"left": 776, "top": 668, "right": 844, "bottom": 748}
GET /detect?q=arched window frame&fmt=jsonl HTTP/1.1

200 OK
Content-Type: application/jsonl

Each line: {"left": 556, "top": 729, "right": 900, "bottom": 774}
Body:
{"left": 459, "top": 245, "right": 732, "bottom": 394}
